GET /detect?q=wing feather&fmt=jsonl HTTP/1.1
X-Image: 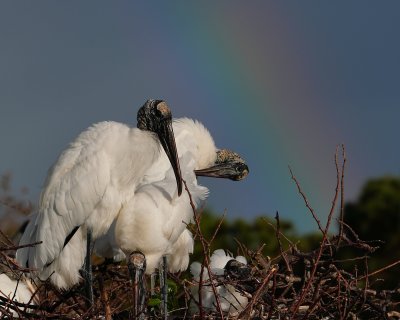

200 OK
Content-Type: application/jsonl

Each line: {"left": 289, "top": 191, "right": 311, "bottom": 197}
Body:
{"left": 18, "top": 122, "right": 125, "bottom": 270}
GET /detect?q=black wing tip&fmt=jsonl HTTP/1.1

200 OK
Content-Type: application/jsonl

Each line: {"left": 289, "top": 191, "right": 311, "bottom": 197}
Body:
{"left": 63, "top": 226, "right": 80, "bottom": 249}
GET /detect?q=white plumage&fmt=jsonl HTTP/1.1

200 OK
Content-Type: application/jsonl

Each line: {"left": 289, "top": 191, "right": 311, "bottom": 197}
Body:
{"left": 17, "top": 100, "right": 182, "bottom": 289}
{"left": 209, "top": 249, "right": 248, "bottom": 272}
{"left": 0, "top": 273, "right": 35, "bottom": 316}
{"left": 167, "top": 229, "right": 194, "bottom": 273}
{"left": 95, "top": 118, "right": 217, "bottom": 273}
{"left": 190, "top": 249, "right": 249, "bottom": 316}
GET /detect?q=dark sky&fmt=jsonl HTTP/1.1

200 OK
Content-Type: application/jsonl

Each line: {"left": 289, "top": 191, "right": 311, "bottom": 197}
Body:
{"left": 1, "top": 2, "right": 399, "bottom": 233}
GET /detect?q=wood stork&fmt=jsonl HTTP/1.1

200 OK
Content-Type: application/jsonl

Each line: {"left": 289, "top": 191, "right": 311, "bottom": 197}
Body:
{"left": 190, "top": 249, "right": 249, "bottom": 316}
{"left": 0, "top": 273, "right": 36, "bottom": 317}
{"left": 94, "top": 118, "right": 249, "bottom": 317}
{"left": 94, "top": 118, "right": 249, "bottom": 270}
{"left": 94, "top": 118, "right": 249, "bottom": 271}
{"left": 16, "top": 99, "right": 183, "bottom": 303}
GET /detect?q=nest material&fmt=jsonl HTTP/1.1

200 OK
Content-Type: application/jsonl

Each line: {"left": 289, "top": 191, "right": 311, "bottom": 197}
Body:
{"left": 1, "top": 147, "right": 399, "bottom": 319}
{"left": 1, "top": 224, "right": 400, "bottom": 319}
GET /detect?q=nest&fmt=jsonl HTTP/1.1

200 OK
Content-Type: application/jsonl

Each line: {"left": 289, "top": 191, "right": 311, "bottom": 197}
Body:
{"left": 1, "top": 146, "right": 400, "bottom": 319}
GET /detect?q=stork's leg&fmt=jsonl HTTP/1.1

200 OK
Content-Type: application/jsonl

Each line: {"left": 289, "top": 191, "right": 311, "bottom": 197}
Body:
{"left": 160, "top": 255, "right": 168, "bottom": 319}
{"left": 84, "top": 228, "right": 94, "bottom": 305}
{"left": 150, "top": 273, "right": 156, "bottom": 296}
{"left": 128, "top": 251, "right": 146, "bottom": 319}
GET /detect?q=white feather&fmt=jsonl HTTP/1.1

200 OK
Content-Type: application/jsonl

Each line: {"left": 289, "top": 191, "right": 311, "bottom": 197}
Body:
{"left": 114, "top": 118, "right": 215, "bottom": 273}
{"left": 190, "top": 249, "right": 249, "bottom": 316}
{"left": 0, "top": 273, "right": 35, "bottom": 316}
{"left": 17, "top": 121, "right": 162, "bottom": 289}
{"left": 167, "top": 229, "right": 194, "bottom": 273}
{"left": 95, "top": 118, "right": 217, "bottom": 273}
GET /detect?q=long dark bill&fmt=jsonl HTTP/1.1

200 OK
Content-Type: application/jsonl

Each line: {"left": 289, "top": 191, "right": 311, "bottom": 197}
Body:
{"left": 157, "top": 119, "right": 183, "bottom": 196}
{"left": 195, "top": 162, "right": 249, "bottom": 181}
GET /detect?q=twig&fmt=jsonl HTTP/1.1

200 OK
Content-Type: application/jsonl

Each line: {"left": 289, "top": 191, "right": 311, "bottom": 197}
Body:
{"left": 358, "top": 259, "right": 400, "bottom": 281}
{"left": 98, "top": 275, "right": 111, "bottom": 320}
{"left": 275, "top": 211, "right": 292, "bottom": 273}
{"left": 289, "top": 166, "right": 324, "bottom": 234}
{"left": 290, "top": 146, "right": 342, "bottom": 317}
{"left": 338, "top": 144, "right": 346, "bottom": 245}
{"left": 183, "top": 179, "right": 224, "bottom": 319}
{"left": 239, "top": 267, "right": 277, "bottom": 319}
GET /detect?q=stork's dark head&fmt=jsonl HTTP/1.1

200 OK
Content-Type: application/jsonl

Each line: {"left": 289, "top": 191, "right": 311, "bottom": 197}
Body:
{"left": 137, "top": 99, "right": 182, "bottom": 196}
{"left": 225, "top": 258, "right": 252, "bottom": 280}
{"left": 195, "top": 149, "right": 249, "bottom": 181}
{"left": 137, "top": 99, "right": 171, "bottom": 131}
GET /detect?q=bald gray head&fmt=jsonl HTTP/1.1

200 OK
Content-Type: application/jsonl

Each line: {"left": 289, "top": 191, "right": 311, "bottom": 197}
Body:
{"left": 137, "top": 99, "right": 183, "bottom": 196}
{"left": 194, "top": 149, "right": 249, "bottom": 181}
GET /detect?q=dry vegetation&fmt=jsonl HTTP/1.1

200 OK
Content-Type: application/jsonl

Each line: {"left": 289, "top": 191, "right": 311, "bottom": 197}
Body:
{"left": 1, "top": 146, "right": 400, "bottom": 319}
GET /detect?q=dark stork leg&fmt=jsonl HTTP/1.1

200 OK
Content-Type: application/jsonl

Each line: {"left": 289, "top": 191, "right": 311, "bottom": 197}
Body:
{"left": 150, "top": 272, "right": 157, "bottom": 298}
{"left": 83, "top": 228, "right": 94, "bottom": 305}
{"left": 128, "top": 251, "right": 146, "bottom": 319}
{"left": 160, "top": 255, "right": 168, "bottom": 320}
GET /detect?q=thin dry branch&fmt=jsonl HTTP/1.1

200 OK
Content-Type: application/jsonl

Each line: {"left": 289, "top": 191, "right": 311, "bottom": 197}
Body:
{"left": 290, "top": 146, "right": 342, "bottom": 317}
{"left": 338, "top": 144, "right": 346, "bottom": 245}
{"left": 275, "top": 211, "right": 293, "bottom": 273}
{"left": 182, "top": 178, "right": 225, "bottom": 319}
{"left": 289, "top": 166, "right": 325, "bottom": 234}
{"left": 1, "top": 146, "right": 400, "bottom": 319}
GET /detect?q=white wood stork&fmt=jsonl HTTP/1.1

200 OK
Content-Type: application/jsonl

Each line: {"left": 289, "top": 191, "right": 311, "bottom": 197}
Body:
{"left": 94, "top": 118, "right": 249, "bottom": 317}
{"left": 95, "top": 118, "right": 248, "bottom": 274}
{"left": 190, "top": 249, "right": 249, "bottom": 316}
{"left": 0, "top": 273, "right": 36, "bottom": 317}
{"left": 16, "top": 99, "right": 183, "bottom": 303}
{"left": 116, "top": 118, "right": 248, "bottom": 266}
{"left": 94, "top": 118, "right": 249, "bottom": 273}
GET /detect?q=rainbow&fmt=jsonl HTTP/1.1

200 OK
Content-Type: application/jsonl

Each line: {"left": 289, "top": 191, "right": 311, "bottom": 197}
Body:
{"left": 128, "top": 3, "right": 348, "bottom": 232}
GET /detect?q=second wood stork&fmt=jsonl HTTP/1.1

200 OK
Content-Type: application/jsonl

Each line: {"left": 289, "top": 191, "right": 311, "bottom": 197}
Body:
{"left": 16, "top": 99, "right": 183, "bottom": 303}
{"left": 0, "top": 272, "right": 36, "bottom": 317}
{"left": 94, "top": 118, "right": 249, "bottom": 317}
{"left": 190, "top": 249, "right": 249, "bottom": 316}
{"left": 95, "top": 118, "right": 249, "bottom": 273}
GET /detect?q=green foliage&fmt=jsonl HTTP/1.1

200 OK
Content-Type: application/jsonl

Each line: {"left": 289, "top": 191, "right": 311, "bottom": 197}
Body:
{"left": 343, "top": 176, "right": 400, "bottom": 289}
{"left": 147, "top": 298, "right": 162, "bottom": 307}
{"left": 147, "top": 279, "right": 179, "bottom": 316}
